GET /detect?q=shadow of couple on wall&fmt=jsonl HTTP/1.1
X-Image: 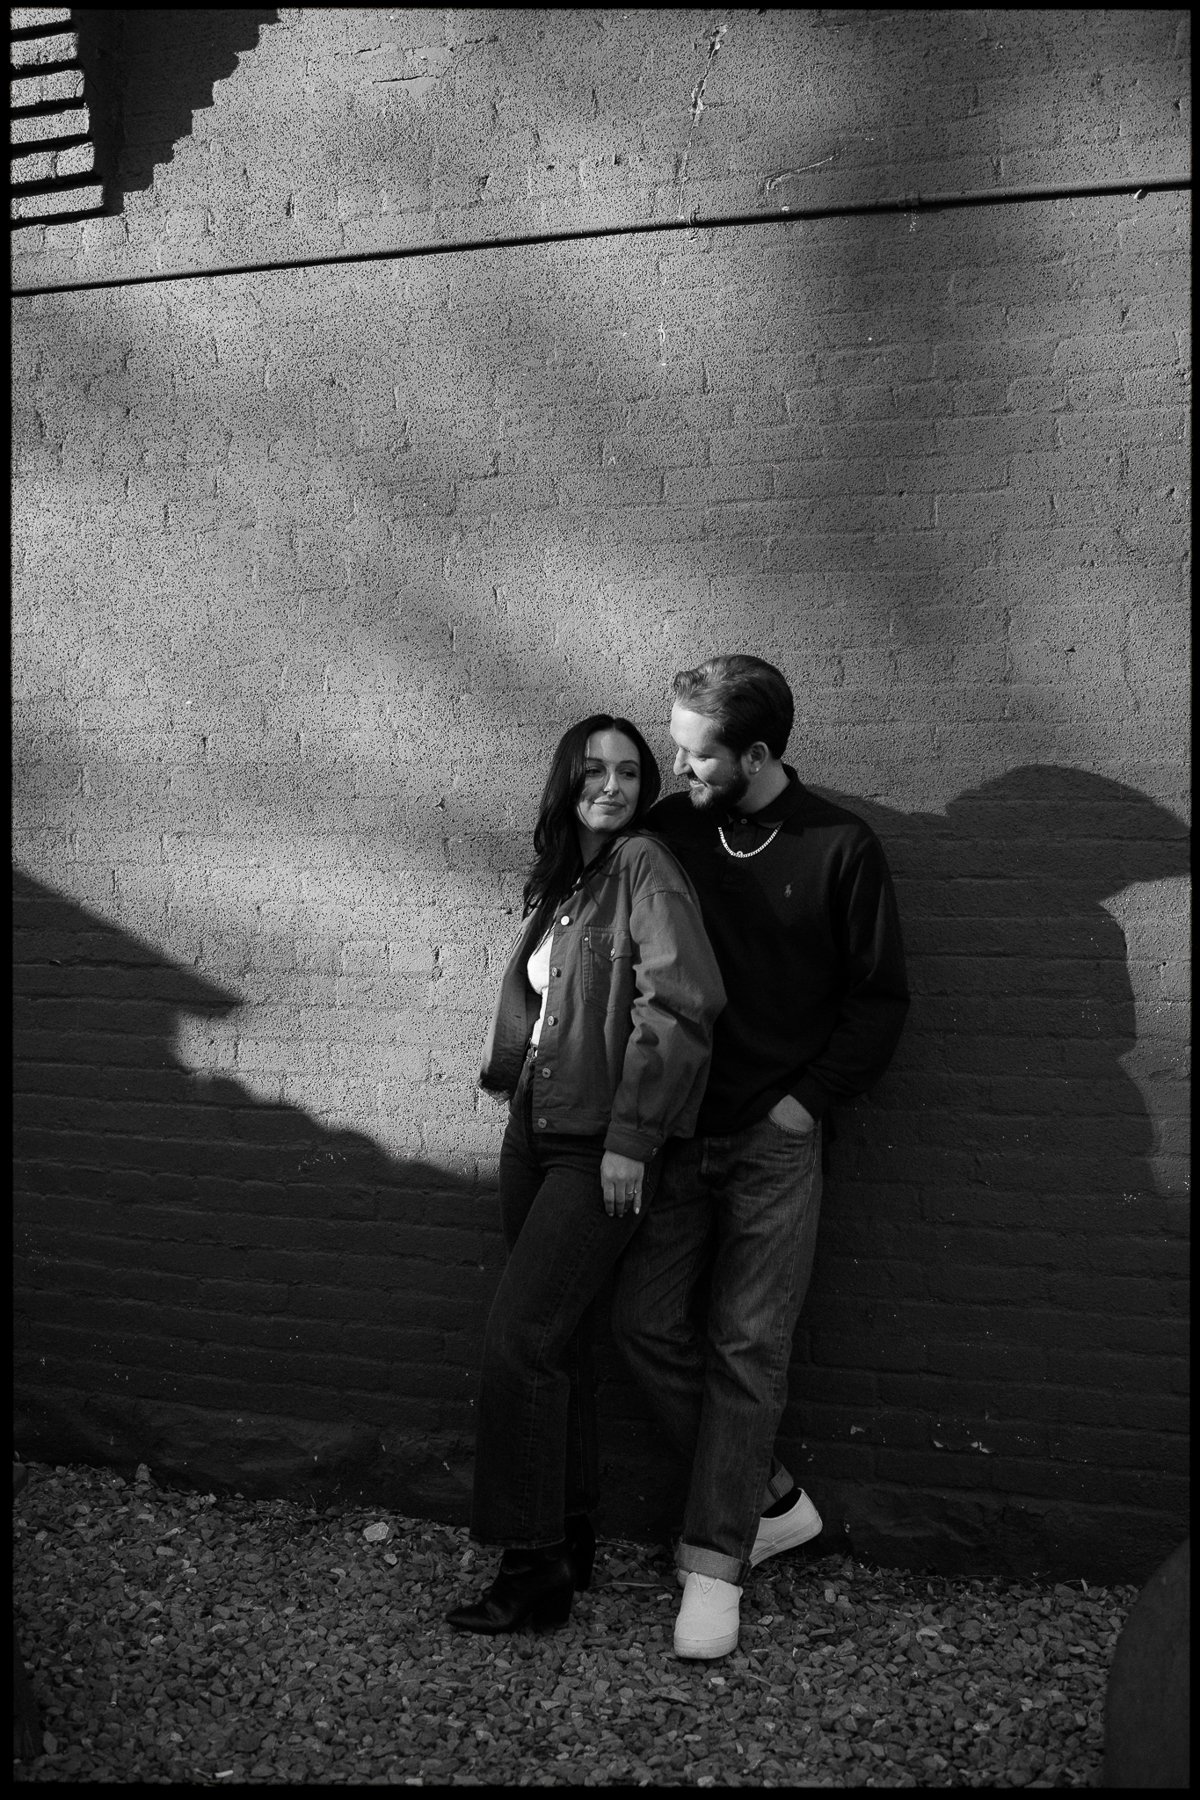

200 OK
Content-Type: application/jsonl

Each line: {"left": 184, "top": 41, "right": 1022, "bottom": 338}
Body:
{"left": 12, "top": 762, "right": 1190, "bottom": 1574}
{"left": 593, "top": 762, "right": 1189, "bottom": 1580}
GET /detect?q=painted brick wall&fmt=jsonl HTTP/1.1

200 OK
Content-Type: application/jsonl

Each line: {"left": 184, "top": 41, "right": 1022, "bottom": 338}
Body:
{"left": 11, "top": 9, "right": 1190, "bottom": 1583}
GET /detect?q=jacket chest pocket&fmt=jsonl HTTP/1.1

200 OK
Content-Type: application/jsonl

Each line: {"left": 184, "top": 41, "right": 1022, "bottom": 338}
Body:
{"left": 581, "top": 928, "right": 631, "bottom": 1013}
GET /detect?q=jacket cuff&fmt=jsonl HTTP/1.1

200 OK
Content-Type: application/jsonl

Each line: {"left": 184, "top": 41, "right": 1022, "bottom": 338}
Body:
{"left": 790, "top": 1077, "right": 832, "bottom": 1122}
{"left": 603, "top": 1123, "right": 662, "bottom": 1161}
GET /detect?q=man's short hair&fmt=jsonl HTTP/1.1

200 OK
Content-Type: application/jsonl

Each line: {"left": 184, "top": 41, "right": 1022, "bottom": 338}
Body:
{"left": 672, "top": 654, "right": 794, "bottom": 758}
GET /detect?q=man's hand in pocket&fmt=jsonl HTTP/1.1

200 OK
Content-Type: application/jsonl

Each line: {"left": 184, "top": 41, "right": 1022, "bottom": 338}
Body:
{"left": 768, "top": 1095, "right": 817, "bottom": 1134}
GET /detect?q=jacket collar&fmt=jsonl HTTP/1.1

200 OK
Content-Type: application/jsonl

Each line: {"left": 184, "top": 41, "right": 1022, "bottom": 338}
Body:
{"left": 574, "top": 828, "right": 631, "bottom": 893}
{"left": 536, "top": 830, "right": 632, "bottom": 924}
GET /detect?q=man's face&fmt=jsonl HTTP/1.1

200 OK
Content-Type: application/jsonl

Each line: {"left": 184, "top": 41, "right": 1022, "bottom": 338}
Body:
{"left": 669, "top": 704, "right": 752, "bottom": 811}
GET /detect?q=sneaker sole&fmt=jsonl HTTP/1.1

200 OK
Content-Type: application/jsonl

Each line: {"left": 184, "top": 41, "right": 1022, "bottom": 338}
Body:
{"left": 674, "top": 1628, "right": 739, "bottom": 1659}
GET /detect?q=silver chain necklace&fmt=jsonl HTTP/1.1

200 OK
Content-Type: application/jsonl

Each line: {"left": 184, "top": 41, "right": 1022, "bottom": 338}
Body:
{"left": 717, "top": 821, "right": 783, "bottom": 859}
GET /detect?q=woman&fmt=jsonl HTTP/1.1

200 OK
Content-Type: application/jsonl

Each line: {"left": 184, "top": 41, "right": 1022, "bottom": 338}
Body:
{"left": 446, "top": 713, "right": 725, "bottom": 1635}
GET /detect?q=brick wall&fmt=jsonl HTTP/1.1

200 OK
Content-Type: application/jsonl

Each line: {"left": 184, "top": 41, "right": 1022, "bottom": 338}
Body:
{"left": 11, "top": 8, "right": 1192, "bottom": 287}
{"left": 11, "top": 9, "right": 1190, "bottom": 1582}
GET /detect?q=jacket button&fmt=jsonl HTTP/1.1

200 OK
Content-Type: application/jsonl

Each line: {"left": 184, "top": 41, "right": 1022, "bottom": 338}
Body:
{"left": 547, "top": 1015, "right": 557, "bottom": 1026}
{"left": 560, "top": 914, "right": 571, "bottom": 925}
{"left": 551, "top": 967, "right": 562, "bottom": 978}
{"left": 536, "top": 1117, "right": 547, "bottom": 1129}
{"left": 541, "top": 1066, "right": 552, "bottom": 1078}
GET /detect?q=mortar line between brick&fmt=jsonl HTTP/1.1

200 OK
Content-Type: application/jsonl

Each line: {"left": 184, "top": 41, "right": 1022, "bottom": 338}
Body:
{"left": 9, "top": 175, "right": 1190, "bottom": 298}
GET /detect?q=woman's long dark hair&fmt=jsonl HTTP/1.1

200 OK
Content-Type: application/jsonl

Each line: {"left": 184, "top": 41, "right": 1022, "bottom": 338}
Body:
{"left": 522, "top": 714, "right": 662, "bottom": 925}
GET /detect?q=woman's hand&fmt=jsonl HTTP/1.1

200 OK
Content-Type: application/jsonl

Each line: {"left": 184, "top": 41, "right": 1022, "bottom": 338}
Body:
{"left": 601, "top": 1151, "right": 646, "bottom": 1218}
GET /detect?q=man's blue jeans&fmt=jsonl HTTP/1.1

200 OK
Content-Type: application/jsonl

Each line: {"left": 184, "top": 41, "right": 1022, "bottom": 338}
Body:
{"left": 469, "top": 1062, "right": 658, "bottom": 1549}
{"left": 612, "top": 1113, "right": 823, "bottom": 1585}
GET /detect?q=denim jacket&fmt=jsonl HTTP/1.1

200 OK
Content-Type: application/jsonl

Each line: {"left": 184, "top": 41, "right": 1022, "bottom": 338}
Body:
{"left": 480, "top": 832, "right": 726, "bottom": 1160}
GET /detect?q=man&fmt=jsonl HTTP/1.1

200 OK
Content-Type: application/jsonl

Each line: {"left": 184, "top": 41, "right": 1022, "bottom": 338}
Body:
{"left": 613, "top": 654, "right": 909, "bottom": 1659}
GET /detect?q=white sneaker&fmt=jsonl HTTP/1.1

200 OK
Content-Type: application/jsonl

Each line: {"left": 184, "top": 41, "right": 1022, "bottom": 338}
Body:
{"left": 749, "top": 1488, "right": 823, "bottom": 1568}
{"left": 671, "top": 1489, "right": 824, "bottom": 1587}
{"left": 674, "top": 1571, "right": 742, "bottom": 1659}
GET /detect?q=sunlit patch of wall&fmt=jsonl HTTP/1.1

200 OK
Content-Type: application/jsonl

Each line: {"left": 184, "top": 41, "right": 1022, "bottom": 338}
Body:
{"left": 14, "top": 203, "right": 1189, "bottom": 1162}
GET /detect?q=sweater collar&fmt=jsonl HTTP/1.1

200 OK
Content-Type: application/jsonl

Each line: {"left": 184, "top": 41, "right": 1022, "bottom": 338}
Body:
{"left": 724, "top": 764, "right": 809, "bottom": 829}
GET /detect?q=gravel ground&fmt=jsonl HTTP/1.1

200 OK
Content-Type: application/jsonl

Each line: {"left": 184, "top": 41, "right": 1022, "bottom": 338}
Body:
{"left": 14, "top": 1461, "right": 1133, "bottom": 1787}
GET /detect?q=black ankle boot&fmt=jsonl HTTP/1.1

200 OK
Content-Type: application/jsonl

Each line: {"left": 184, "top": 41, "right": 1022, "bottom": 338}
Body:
{"left": 446, "top": 1545, "right": 573, "bottom": 1635}
{"left": 564, "top": 1514, "right": 596, "bottom": 1592}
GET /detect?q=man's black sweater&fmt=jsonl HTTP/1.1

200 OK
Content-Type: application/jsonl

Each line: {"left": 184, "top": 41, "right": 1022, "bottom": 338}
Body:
{"left": 648, "top": 767, "right": 909, "bottom": 1137}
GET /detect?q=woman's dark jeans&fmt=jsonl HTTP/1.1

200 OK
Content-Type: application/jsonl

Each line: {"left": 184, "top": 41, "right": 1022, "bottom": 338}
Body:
{"left": 469, "top": 1063, "right": 659, "bottom": 1550}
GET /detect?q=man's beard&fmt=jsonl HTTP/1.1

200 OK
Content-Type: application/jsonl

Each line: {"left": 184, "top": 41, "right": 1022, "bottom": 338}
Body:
{"left": 685, "top": 767, "right": 750, "bottom": 813}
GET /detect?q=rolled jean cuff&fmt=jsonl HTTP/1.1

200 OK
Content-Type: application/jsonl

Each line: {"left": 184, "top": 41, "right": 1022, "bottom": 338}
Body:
{"left": 677, "top": 1541, "right": 745, "bottom": 1586}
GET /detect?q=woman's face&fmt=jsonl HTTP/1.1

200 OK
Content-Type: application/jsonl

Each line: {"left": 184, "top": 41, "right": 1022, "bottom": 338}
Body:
{"left": 574, "top": 729, "right": 642, "bottom": 838}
